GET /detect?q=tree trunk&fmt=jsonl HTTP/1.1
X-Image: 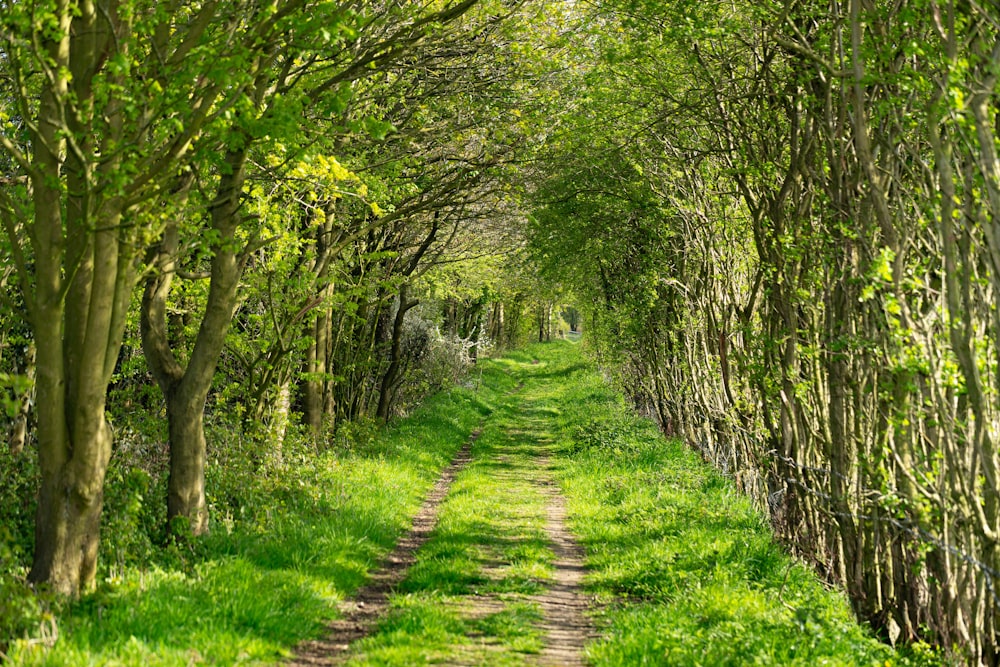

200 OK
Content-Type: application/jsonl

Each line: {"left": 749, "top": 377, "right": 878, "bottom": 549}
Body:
{"left": 444, "top": 298, "right": 459, "bottom": 337}
{"left": 141, "top": 150, "right": 247, "bottom": 537}
{"left": 9, "top": 344, "right": 35, "bottom": 456}
{"left": 166, "top": 388, "right": 208, "bottom": 534}
{"left": 30, "top": 409, "right": 113, "bottom": 596}
{"left": 268, "top": 380, "right": 292, "bottom": 466}
{"left": 377, "top": 284, "right": 418, "bottom": 421}
{"left": 27, "top": 2, "right": 128, "bottom": 596}
{"left": 29, "top": 201, "right": 127, "bottom": 597}
{"left": 491, "top": 301, "right": 504, "bottom": 348}
{"left": 467, "top": 303, "right": 483, "bottom": 362}
{"left": 304, "top": 304, "right": 331, "bottom": 438}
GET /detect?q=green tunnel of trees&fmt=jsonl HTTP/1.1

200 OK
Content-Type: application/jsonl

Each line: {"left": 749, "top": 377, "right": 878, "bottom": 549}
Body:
{"left": 1, "top": 0, "right": 999, "bottom": 664}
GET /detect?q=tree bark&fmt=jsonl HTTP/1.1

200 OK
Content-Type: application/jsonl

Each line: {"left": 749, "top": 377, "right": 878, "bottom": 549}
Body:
{"left": 268, "top": 380, "right": 292, "bottom": 465}
{"left": 467, "top": 301, "right": 483, "bottom": 362}
{"left": 141, "top": 150, "right": 248, "bottom": 536}
{"left": 304, "top": 292, "right": 333, "bottom": 438}
{"left": 490, "top": 301, "right": 504, "bottom": 348}
{"left": 165, "top": 388, "right": 208, "bottom": 533}
{"left": 376, "top": 284, "right": 418, "bottom": 421}
{"left": 9, "top": 344, "right": 35, "bottom": 456}
{"left": 26, "top": 1, "right": 128, "bottom": 596}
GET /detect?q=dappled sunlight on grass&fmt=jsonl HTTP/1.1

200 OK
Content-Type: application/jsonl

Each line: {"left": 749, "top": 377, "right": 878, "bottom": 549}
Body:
{"left": 535, "top": 340, "right": 937, "bottom": 667}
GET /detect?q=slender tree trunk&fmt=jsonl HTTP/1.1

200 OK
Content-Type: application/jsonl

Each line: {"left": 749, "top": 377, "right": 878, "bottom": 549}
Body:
{"left": 304, "top": 303, "right": 331, "bottom": 437}
{"left": 377, "top": 284, "right": 418, "bottom": 421}
{"left": 374, "top": 219, "right": 438, "bottom": 420}
{"left": 268, "top": 380, "right": 292, "bottom": 465}
{"left": 9, "top": 344, "right": 35, "bottom": 456}
{"left": 444, "top": 298, "right": 458, "bottom": 337}
{"left": 491, "top": 301, "right": 504, "bottom": 348}
{"left": 467, "top": 302, "right": 483, "bottom": 362}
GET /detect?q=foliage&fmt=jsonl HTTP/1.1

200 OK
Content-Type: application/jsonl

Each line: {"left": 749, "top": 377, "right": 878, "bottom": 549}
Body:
{"left": 0, "top": 449, "right": 37, "bottom": 564}
{"left": 1, "top": 0, "right": 992, "bottom": 659}
{"left": 0, "top": 0, "right": 550, "bottom": 600}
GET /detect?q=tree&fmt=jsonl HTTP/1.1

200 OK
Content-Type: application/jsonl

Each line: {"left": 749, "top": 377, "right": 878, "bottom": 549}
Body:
{"left": 0, "top": 0, "right": 312, "bottom": 595}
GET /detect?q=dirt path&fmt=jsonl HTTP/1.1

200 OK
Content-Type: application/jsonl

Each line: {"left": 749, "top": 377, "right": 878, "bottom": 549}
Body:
{"left": 533, "top": 462, "right": 596, "bottom": 666}
{"left": 286, "top": 430, "right": 479, "bottom": 666}
{"left": 450, "top": 450, "right": 598, "bottom": 666}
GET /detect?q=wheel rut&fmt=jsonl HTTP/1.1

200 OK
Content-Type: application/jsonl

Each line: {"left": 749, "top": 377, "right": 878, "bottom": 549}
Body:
{"left": 532, "top": 460, "right": 597, "bottom": 666}
{"left": 286, "top": 429, "right": 480, "bottom": 666}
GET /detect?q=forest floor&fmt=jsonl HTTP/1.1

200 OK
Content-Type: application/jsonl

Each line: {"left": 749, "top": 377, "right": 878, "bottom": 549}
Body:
{"left": 5, "top": 342, "right": 938, "bottom": 666}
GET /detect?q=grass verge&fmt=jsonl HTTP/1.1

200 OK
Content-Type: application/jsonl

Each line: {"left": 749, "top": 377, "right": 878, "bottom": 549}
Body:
{"left": 4, "top": 371, "right": 503, "bottom": 666}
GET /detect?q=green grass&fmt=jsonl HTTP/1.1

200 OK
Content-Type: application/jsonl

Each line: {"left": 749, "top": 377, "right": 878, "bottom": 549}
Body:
{"left": 4, "top": 374, "right": 501, "bottom": 666}
{"left": 342, "top": 358, "right": 555, "bottom": 665}
{"left": 339, "top": 341, "right": 931, "bottom": 666}
{"left": 536, "top": 341, "right": 942, "bottom": 667}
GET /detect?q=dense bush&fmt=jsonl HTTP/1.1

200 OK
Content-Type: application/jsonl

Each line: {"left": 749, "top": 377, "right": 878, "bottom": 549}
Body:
{"left": 0, "top": 449, "right": 37, "bottom": 565}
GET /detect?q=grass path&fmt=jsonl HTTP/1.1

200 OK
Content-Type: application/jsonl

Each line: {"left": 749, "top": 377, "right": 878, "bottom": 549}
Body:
{"left": 313, "top": 342, "right": 932, "bottom": 667}
{"left": 327, "top": 360, "right": 595, "bottom": 665}
{"left": 287, "top": 430, "right": 482, "bottom": 665}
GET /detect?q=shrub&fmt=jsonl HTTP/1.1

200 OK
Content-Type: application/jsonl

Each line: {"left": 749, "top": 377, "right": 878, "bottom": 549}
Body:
{"left": 0, "top": 447, "right": 37, "bottom": 569}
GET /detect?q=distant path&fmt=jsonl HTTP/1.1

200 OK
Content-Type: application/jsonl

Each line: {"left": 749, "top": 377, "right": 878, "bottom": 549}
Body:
{"left": 287, "top": 429, "right": 480, "bottom": 666}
